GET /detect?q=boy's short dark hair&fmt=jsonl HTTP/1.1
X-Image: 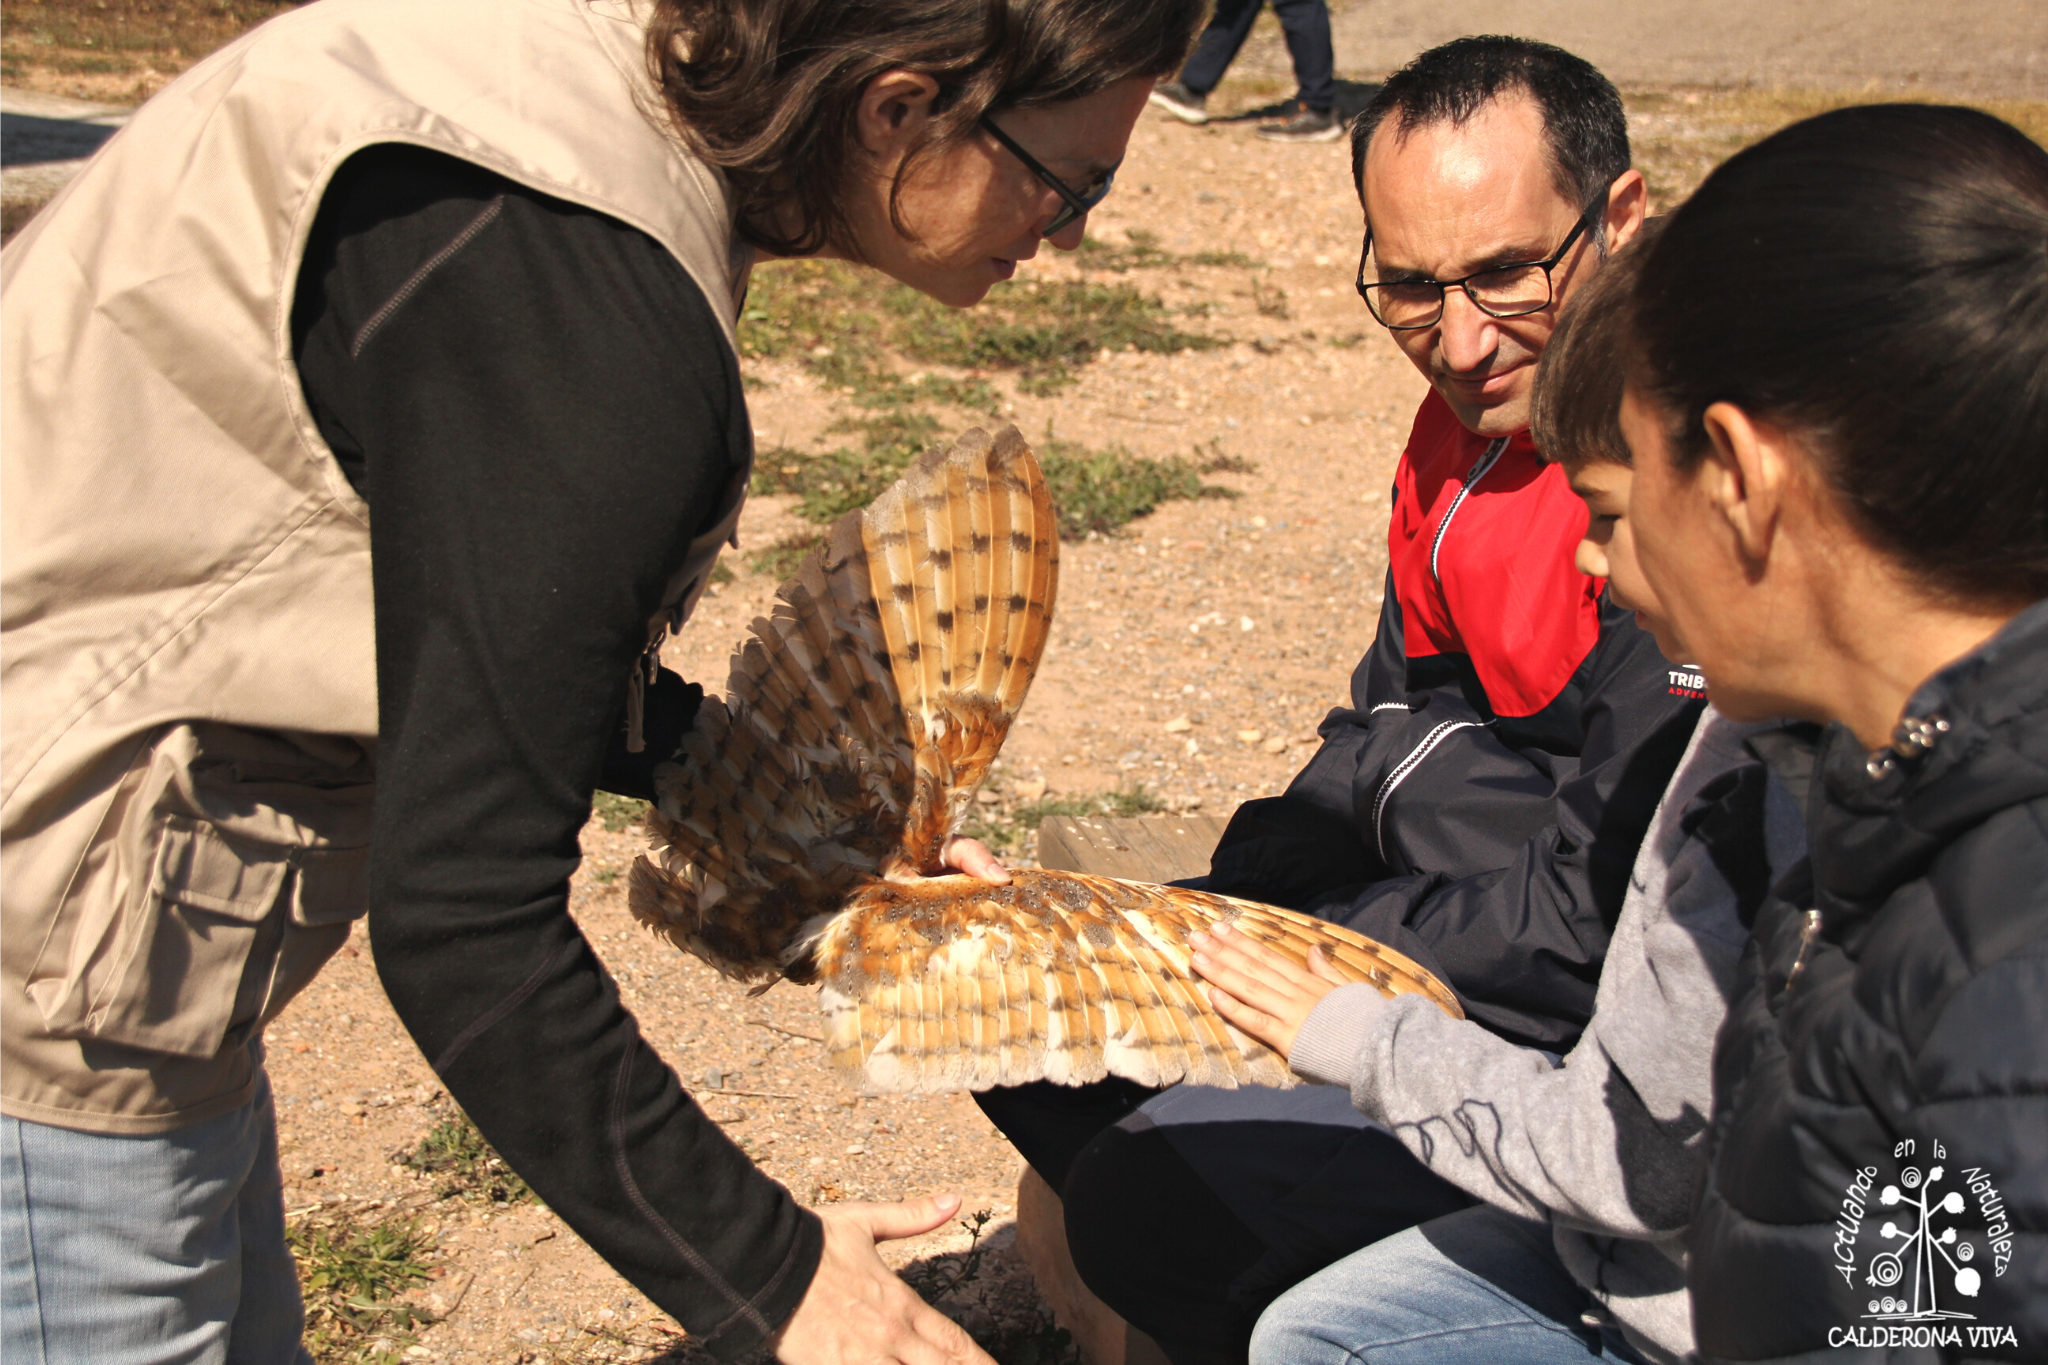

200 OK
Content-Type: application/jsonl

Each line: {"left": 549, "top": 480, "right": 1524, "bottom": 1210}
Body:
{"left": 1351, "top": 36, "right": 1630, "bottom": 225}
{"left": 1529, "top": 218, "right": 1665, "bottom": 470}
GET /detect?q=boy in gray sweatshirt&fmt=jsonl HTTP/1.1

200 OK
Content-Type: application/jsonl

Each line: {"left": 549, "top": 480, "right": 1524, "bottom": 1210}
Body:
{"left": 1191, "top": 232, "right": 1804, "bottom": 1365}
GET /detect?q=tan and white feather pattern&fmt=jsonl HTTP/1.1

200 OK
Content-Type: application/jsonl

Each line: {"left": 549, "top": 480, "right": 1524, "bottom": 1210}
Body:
{"left": 630, "top": 425, "right": 1461, "bottom": 1093}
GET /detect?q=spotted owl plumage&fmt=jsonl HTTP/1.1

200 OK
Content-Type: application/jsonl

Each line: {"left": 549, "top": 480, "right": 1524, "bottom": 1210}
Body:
{"left": 629, "top": 425, "right": 1460, "bottom": 1093}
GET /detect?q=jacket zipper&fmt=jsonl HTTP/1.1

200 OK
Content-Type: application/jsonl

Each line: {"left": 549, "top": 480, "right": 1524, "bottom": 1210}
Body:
{"left": 1428, "top": 437, "right": 1508, "bottom": 584}
{"left": 1784, "top": 909, "right": 1823, "bottom": 993}
{"left": 1374, "top": 437, "right": 1511, "bottom": 862}
{"left": 1371, "top": 717, "right": 1495, "bottom": 862}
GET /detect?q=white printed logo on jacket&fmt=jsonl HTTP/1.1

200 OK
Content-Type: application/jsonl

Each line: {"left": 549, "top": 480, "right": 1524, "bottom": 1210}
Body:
{"left": 1828, "top": 1139, "right": 2019, "bottom": 1351}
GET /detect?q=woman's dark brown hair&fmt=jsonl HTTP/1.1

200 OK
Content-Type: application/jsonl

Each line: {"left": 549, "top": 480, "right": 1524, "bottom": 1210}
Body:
{"left": 1530, "top": 217, "right": 1665, "bottom": 469}
{"left": 649, "top": 0, "right": 1204, "bottom": 258}
{"left": 1631, "top": 104, "right": 2048, "bottom": 603}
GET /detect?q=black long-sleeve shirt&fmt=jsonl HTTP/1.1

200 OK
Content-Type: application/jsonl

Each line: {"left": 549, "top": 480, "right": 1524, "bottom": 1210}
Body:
{"left": 291, "top": 144, "right": 819, "bottom": 1358}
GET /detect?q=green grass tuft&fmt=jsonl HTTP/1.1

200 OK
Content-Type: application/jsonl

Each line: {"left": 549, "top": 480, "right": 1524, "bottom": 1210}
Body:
{"left": 1076, "top": 228, "right": 1260, "bottom": 275}
{"left": 1038, "top": 438, "right": 1245, "bottom": 538}
{"left": 396, "top": 1113, "right": 536, "bottom": 1206}
{"left": 960, "top": 784, "right": 1167, "bottom": 858}
{"left": 290, "top": 1207, "right": 437, "bottom": 1365}
{"left": 746, "top": 529, "right": 828, "bottom": 580}
{"left": 758, "top": 420, "right": 1250, "bottom": 542}
{"left": 739, "top": 259, "right": 1220, "bottom": 401}
{"left": 590, "top": 791, "right": 649, "bottom": 834}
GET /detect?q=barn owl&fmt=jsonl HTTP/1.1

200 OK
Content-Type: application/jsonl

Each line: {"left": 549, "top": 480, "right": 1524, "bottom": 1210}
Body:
{"left": 629, "top": 425, "right": 1460, "bottom": 1093}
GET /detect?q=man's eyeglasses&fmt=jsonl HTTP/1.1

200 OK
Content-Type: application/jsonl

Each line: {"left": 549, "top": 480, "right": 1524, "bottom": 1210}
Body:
{"left": 979, "top": 115, "right": 1116, "bottom": 237}
{"left": 1355, "top": 194, "right": 1606, "bottom": 331}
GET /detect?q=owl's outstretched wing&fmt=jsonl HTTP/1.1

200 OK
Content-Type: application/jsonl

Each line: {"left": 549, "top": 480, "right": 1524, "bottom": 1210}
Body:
{"left": 812, "top": 869, "right": 1464, "bottom": 1093}
{"left": 629, "top": 426, "right": 1058, "bottom": 981}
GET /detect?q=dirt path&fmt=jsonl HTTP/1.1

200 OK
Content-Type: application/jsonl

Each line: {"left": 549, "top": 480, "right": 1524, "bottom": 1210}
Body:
{"left": 1331, "top": 0, "right": 2048, "bottom": 102}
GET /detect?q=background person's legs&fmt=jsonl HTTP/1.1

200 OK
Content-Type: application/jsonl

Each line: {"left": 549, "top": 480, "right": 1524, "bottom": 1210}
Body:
{"left": 1, "top": 1054, "right": 310, "bottom": 1365}
{"left": 1249, "top": 1204, "right": 1645, "bottom": 1365}
{"left": 1063, "top": 1085, "right": 1472, "bottom": 1365}
{"left": 1268, "top": 0, "right": 1336, "bottom": 113}
{"left": 1178, "top": 0, "right": 1267, "bottom": 98}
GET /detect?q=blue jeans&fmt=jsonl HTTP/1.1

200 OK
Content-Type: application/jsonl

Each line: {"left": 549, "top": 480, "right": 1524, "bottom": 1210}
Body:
{"left": 1179, "top": 0, "right": 1336, "bottom": 111}
{"left": 1, "top": 1049, "right": 311, "bottom": 1365}
{"left": 1250, "top": 1204, "right": 1646, "bottom": 1365}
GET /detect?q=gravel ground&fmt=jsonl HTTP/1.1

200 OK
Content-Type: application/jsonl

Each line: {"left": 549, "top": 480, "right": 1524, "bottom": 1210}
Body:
{"left": 5, "top": 9, "right": 2041, "bottom": 1359}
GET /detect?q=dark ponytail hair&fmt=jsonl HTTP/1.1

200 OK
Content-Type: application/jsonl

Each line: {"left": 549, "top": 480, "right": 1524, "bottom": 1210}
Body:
{"left": 1632, "top": 104, "right": 2048, "bottom": 604}
{"left": 648, "top": 0, "right": 1203, "bottom": 258}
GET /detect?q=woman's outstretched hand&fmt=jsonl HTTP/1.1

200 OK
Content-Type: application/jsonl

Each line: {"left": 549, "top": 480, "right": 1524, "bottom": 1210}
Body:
{"left": 1189, "top": 921, "right": 1351, "bottom": 1064}
{"left": 939, "top": 837, "right": 1010, "bottom": 885}
{"left": 771, "top": 1192, "right": 995, "bottom": 1365}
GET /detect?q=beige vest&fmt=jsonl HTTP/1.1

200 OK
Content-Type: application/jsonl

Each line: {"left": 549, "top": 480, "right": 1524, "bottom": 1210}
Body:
{"left": 1, "top": 0, "right": 750, "bottom": 1133}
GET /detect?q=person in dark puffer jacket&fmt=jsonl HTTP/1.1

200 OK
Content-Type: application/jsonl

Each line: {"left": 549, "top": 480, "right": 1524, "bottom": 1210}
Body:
{"left": 1619, "top": 105, "right": 2048, "bottom": 1359}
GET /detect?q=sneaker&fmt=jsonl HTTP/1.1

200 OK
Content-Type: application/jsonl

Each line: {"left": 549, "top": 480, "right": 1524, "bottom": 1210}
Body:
{"left": 1257, "top": 103, "right": 1344, "bottom": 143}
{"left": 1148, "top": 81, "right": 1209, "bottom": 125}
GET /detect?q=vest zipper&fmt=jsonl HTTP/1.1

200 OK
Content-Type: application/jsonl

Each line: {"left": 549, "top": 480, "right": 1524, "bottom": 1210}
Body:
{"left": 1428, "top": 437, "right": 1508, "bottom": 584}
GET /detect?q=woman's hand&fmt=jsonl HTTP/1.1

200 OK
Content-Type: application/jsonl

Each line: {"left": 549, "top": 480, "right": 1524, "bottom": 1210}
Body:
{"left": 1189, "top": 922, "right": 1351, "bottom": 1064}
{"left": 771, "top": 1192, "right": 994, "bottom": 1365}
{"left": 939, "top": 837, "right": 1010, "bottom": 886}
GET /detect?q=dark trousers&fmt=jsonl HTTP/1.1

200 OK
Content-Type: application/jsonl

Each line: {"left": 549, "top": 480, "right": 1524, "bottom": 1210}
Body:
{"left": 1179, "top": 0, "right": 1336, "bottom": 113}
{"left": 975, "top": 1080, "right": 1472, "bottom": 1365}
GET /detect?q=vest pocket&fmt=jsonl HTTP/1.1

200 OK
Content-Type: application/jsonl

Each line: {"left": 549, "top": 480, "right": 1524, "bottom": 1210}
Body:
{"left": 27, "top": 816, "right": 293, "bottom": 1059}
{"left": 260, "top": 841, "right": 372, "bottom": 1034}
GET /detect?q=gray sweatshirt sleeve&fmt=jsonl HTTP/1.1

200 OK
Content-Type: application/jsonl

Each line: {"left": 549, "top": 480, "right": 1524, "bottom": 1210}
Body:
{"left": 1289, "top": 710, "right": 1804, "bottom": 1239}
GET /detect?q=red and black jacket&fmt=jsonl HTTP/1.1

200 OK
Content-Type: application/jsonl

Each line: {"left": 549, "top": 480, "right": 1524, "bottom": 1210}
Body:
{"left": 1209, "top": 391, "right": 1703, "bottom": 1051}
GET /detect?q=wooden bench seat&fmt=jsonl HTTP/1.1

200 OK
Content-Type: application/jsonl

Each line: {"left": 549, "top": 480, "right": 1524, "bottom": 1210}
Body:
{"left": 1035, "top": 811, "right": 1231, "bottom": 884}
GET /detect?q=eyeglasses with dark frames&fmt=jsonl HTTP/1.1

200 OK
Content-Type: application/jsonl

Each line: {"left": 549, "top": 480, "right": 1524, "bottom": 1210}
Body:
{"left": 979, "top": 114, "right": 1117, "bottom": 237}
{"left": 1354, "top": 192, "right": 1607, "bottom": 331}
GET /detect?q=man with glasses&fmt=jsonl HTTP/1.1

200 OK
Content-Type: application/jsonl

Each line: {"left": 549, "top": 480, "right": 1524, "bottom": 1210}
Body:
{"left": 977, "top": 37, "right": 1706, "bottom": 1365}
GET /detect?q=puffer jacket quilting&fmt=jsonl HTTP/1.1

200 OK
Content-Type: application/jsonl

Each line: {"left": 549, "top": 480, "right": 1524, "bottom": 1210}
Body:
{"left": 1690, "top": 597, "right": 2048, "bottom": 1362}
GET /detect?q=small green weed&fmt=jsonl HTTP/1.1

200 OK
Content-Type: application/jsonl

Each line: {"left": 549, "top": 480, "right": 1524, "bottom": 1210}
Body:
{"left": 901, "top": 1209, "right": 1081, "bottom": 1364}
{"left": 1074, "top": 228, "right": 1178, "bottom": 272}
{"left": 1076, "top": 228, "right": 1259, "bottom": 274}
{"left": 1187, "top": 248, "right": 1261, "bottom": 269}
{"left": 753, "top": 410, "right": 945, "bottom": 522}
{"left": 1250, "top": 277, "right": 1290, "bottom": 320}
{"left": 901, "top": 1208, "right": 997, "bottom": 1301}
{"left": 747, "top": 529, "right": 828, "bottom": 580}
{"left": 591, "top": 791, "right": 649, "bottom": 834}
{"left": 760, "top": 422, "right": 1249, "bottom": 540}
{"left": 740, "top": 259, "right": 1220, "bottom": 399}
{"left": 290, "top": 1207, "right": 436, "bottom": 1365}
{"left": 962, "top": 784, "right": 1167, "bottom": 858}
{"left": 1039, "top": 438, "right": 1245, "bottom": 538}
{"left": 396, "top": 1113, "right": 536, "bottom": 1205}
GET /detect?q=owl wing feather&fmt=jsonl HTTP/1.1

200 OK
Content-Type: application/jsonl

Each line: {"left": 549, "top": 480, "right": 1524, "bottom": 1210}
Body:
{"left": 631, "top": 420, "right": 1464, "bottom": 1093}
{"left": 813, "top": 868, "right": 1465, "bottom": 1094}
{"left": 629, "top": 426, "right": 1055, "bottom": 980}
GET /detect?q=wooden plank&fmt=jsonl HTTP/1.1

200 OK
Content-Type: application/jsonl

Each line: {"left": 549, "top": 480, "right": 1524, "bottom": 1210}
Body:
{"left": 1035, "top": 812, "right": 1232, "bottom": 884}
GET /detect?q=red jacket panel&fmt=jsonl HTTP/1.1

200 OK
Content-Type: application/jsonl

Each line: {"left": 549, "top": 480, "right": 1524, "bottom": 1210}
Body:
{"left": 1388, "top": 390, "right": 1603, "bottom": 720}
